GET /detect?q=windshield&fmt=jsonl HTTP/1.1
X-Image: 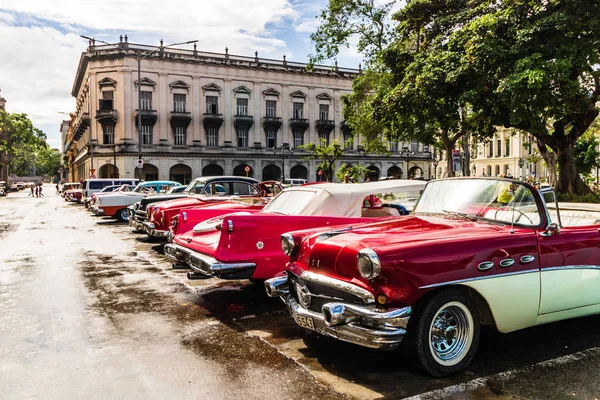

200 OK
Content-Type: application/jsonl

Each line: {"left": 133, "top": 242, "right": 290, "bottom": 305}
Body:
{"left": 261, "top": 190, "right": 317, "bottom": 215}
{"left": 133, "top": 185, "right": 156, "bottom": 194}
{"left": 415, "top": 179, "right": 542, "bottom": 227}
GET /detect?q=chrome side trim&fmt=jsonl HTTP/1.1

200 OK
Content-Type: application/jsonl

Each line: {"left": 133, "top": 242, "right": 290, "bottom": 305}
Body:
{"left": 541, "top": 265, "right": 600, "bottom": 272}
{"left": 419, "top": 269, "right": 539, "bottom": 289}
{"left": 520, "top": 255, "right": 535, "bottom": 264}
{"left": 298, "top": 270, "right": 375, "bottom": 304}
{"left": 499, "top": 258, "right": 515, "bottom": 268}
{"left": 477, "top": 261, "right": 494, "bottom": 271}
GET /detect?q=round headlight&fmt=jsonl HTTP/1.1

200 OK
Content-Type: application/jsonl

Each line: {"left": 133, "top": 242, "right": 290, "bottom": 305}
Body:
{"left": 357, "top": 249, "right": 381, "bottom": 280}
{"left": 281, "top": 233, "right": 296, "bottom": 256}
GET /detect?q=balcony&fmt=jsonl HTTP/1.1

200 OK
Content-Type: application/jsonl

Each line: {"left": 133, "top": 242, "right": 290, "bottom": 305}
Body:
{"left": 170, "top": 111, "right": 192, "bottom": 128}
{"left": 203, "top": 113, "right": 224, "bottom": 129}
{"left": 316, "top": 119, "right": 335, "bottom": 131}
{"left": 290, "top": 118, "right": 309, "bottom": 130}
{"left": 234, "top": 115, "right": 254, "bottom": 129}
{"left": 262, "top": 116, "right": 282, "bottom": 130}
{"left": 96, "top": 99, "right": 118, "bottom": 125}
{"left": 135, "top": 109, "right": 158, "bottom": 126}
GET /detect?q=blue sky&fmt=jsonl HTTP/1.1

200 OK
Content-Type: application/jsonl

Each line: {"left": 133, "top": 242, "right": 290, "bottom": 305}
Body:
{"left": 0, "top": 0, "right": 363, "bottom": 149}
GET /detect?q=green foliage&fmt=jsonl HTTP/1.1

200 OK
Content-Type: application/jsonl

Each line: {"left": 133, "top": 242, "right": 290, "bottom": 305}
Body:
{"left": 309, "top": 0, "right": 396, "bottom": 67}
{"left": 0, "top": 111, "right": 56, "bottom": 177}
{"left": 574, "top": 137, "right": 600, "bottom": 177}
{"left": 557, "top": 192, "right": 600, "bottom": 204}
{"left": 299, "top": 139, "right": 345, "bottom": 182}
{"left": 335, "top": 163, "right": 371, "bottom": 182}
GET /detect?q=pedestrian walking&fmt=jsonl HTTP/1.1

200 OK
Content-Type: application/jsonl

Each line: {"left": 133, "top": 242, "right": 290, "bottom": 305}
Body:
{"left": 38, "top": 184, "right": 43, "bottom": 197}
{"left": 30, "top": 185, "right": 34, "bottom": 197}
{"left": 55, "top": 183, "right": 59, "bottom": 194}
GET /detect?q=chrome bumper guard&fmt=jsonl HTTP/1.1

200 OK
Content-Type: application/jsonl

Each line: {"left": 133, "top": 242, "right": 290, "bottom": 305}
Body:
{"left": 142, "top": 221, "right": 169, "bottom": 238}
{"left": 163, "top": 243, "right": 256, "bottom": 279}
{"left": 91, "top": 205, "right": 103, "bottom": 216}
{"left": 265, "top": 275, "right": 411, "bottom": 350}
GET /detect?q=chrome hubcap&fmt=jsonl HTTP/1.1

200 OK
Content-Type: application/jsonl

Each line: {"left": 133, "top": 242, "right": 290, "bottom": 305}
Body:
{"left": 429, "top": 303, "right": 472, "bottom": 365}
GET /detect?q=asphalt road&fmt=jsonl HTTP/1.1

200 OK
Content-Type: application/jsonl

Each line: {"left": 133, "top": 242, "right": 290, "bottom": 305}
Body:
{"left": 2, "top": 186, "right": 600, "bottom": 400}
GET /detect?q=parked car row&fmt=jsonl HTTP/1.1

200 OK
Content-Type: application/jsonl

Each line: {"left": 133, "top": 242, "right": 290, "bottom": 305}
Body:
{"left": 72, "top": 176, "right": 600, "bottom": 377}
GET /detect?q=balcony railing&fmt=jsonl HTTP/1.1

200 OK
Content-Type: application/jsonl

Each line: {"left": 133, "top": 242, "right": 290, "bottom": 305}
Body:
{"left": 290, "top": 118, "right": 309, "bottom": 129}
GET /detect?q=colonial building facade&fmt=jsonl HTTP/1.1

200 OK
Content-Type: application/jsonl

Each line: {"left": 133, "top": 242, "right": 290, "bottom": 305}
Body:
{"left": 64, "top": 37, "right": 433, "bottom": 183}
{"left": 472, "top": 129, "right": 546, "bottom": 180}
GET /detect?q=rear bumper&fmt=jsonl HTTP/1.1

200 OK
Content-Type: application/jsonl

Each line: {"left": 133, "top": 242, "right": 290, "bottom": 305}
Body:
{"left": 142, "top": 221, "right": 169, "bottom": 238}
{"left": 264, "top": 274, "right": 411, "bottom": 350}
{"left": 163, "top": 243, "right": 256, "bottom": 279}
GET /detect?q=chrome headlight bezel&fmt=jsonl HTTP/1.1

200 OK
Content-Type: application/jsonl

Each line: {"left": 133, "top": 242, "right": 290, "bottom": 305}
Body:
{"left": 357, "top": 248, "right": 381, "bottom": 280}
{"left": 281, "top": 233, "right": 296, "bottom": 256}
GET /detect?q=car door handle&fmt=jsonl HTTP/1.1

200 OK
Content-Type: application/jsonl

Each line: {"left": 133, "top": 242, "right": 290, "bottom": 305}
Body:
{"left": 499, "top": 258, "right": 515, "bottom": 268}
{"left": 520, "top": 255, "right": 535, "bottom": 264}
{"left": 477, "top": 261, "right": 494, "bottom": 271}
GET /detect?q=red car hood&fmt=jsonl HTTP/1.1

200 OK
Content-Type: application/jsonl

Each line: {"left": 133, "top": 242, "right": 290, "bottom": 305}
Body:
{"left": 297, "top": 215, "right": 512, "bottom": 280}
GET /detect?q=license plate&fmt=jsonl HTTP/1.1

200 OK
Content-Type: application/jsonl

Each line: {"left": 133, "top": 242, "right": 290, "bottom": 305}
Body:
{"left": 294, "top": 315, "right": 315, "bottom": 330}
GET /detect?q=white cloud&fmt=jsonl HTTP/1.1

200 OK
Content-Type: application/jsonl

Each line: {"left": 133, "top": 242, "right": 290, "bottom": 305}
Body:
{"left": 295, "top": 18, "right": 319, "bottom": 33}
{"left": 0, "top": 0, "right": 308, "bottom": 145}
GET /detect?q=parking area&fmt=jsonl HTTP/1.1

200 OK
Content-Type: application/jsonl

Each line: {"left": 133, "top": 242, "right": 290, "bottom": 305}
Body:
{"left": 2, "top": 186, "right": 600, "bottom": 399}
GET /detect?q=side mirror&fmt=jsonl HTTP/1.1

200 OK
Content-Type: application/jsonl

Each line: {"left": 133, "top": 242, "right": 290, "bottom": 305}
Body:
{"left": 540, "top": 222, "right": 560, "bottom": 237}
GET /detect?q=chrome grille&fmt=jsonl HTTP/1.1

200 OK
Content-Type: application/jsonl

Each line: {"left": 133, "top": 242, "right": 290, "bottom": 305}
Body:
{"left": 289, "top": 273, "right": 365, "bottom": 314}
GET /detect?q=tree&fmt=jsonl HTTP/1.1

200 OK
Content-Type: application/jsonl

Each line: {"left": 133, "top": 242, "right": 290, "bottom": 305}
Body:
{"left": 335, "top": 163, "right": 371, "bottom": 182}
{"left": 300, "top": 139, "right": 345, "bottom": 182}
{"left": 0, "top": 111, "right": 52, "bottom": 177}
{"left": 451, "top": 0, "right": 600, "bottom": 193}
{"left": 309, "top": 0, "right": 396, "bottom": 67}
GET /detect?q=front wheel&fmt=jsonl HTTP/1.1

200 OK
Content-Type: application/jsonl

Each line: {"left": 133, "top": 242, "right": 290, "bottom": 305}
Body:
{"left": 405, "top": 289, "right": 480, "bottom": 377}
{"left": 116, "top": 208, "right": 129, "bottom": 222}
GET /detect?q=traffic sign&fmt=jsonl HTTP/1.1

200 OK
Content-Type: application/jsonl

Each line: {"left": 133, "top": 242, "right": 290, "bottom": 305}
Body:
{"left": 89, "top": 169, "right": 96, "bottom": 179}
{"left": 244, "top": 166, "right": 251, "bottom": 173}
{"left": 90, "top": 174, "right": 96, "bottom": 179}
{"left": 136, "top": 159, "right": 144, "bottom": 169}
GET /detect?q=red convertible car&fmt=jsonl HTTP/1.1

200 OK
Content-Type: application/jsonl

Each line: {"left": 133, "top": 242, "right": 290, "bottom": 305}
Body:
{"left": 265, "top": 177, "right": 600, "bottom": 377}
{"left": 140, "top": 179, "right": 280, "bottom": 239}
{"left": 164, "top": 180, "right": 426, "bottom": 281}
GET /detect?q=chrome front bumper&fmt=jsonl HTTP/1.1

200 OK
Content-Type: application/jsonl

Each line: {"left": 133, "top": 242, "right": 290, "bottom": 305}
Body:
{"left": 163, "top": 243, "right": 256, "bottom": 279}
{"left": 91, "top": 205, "right": 103, "bottom": 216}
{"left": 142, "top": 221, "right": 169, "bottom": 238}
{"left": 265, "top": 275, "right": 411, "bottom": 350}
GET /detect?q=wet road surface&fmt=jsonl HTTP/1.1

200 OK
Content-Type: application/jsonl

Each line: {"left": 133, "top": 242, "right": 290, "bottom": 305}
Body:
{"left": 2, "top": 186, "right": 600, "bottom": 399}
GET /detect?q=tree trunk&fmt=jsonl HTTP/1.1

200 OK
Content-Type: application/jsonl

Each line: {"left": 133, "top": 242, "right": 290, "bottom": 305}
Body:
{"left": 535, "top": 139, "right": 556, "bottom": 186}
{"left": 440, "top": 130, "right": 456, "bottom": 177}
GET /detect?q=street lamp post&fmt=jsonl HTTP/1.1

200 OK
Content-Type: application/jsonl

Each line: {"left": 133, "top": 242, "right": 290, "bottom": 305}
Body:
{"left": 432, "top": 153, "right": 439, "bottom": 180}
{"left": 80, "top": 36, "right": 197, "bottom": 181}
{"left": 401, "top": 147, "right": 415, "bottom": 179}
{"left": 273, "top": 145, "right": 293, "bottom": 181}
{"left": 518, "top": 157, "right": 525, "bottom": 180}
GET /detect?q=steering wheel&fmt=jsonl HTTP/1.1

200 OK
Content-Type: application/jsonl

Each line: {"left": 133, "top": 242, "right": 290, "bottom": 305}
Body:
{"left": 257, "top": 190, "right": 267, "bottom": 197}
{"left": 494, "top": 206, "right": 534, "bottom": 225}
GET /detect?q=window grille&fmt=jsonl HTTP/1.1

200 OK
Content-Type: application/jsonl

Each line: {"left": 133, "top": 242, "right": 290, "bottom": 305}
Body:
{"left": 266, "top": 130, "right": 276, "bottom": 148}
{"left": 103, "top": 124, "right": 114, "bottom": 145}
{"left": 237, "top": 129, "right": 248, "bottom": 147}
{"left": 141, "top": 124, "right": 152, "bottom": 144}
{"left": 293, "top": 131, "right": 303, "bottom": 148}
{"left": 140, "top": 91, "right": 152, "bottom": 110}
{"left": 292, "top": 102, "right": 304, "bottom": 119}
{"left": 237, "top": 98, "right": 248, "bottom": 116}
{"left": 266, "top": 100, "right": 277, "bottom": 117}
{"left": 206, "top": 128, "right": 218, "bottom": 146}
{"left": 174, "top": 94, "right": 186, "bottom": 112}
{"left": 319, "top": 104, "right": 329, "bottom": 120}
{"left": 174, "top": 126, "right": 186, "bottom": 146}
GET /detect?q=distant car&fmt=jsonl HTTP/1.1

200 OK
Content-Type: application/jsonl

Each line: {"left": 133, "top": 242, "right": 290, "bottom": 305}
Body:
{"left": 15, "top": 182, "right": 25, "bottom": 190}
{"left": 140, "top": 176, "right": 270, "bottom": 239}
{"left": 281, "top": 178, "right": 308, "bottom": 187}
{"left": 92, "top": 181, "right": 182, "bottom": 221}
